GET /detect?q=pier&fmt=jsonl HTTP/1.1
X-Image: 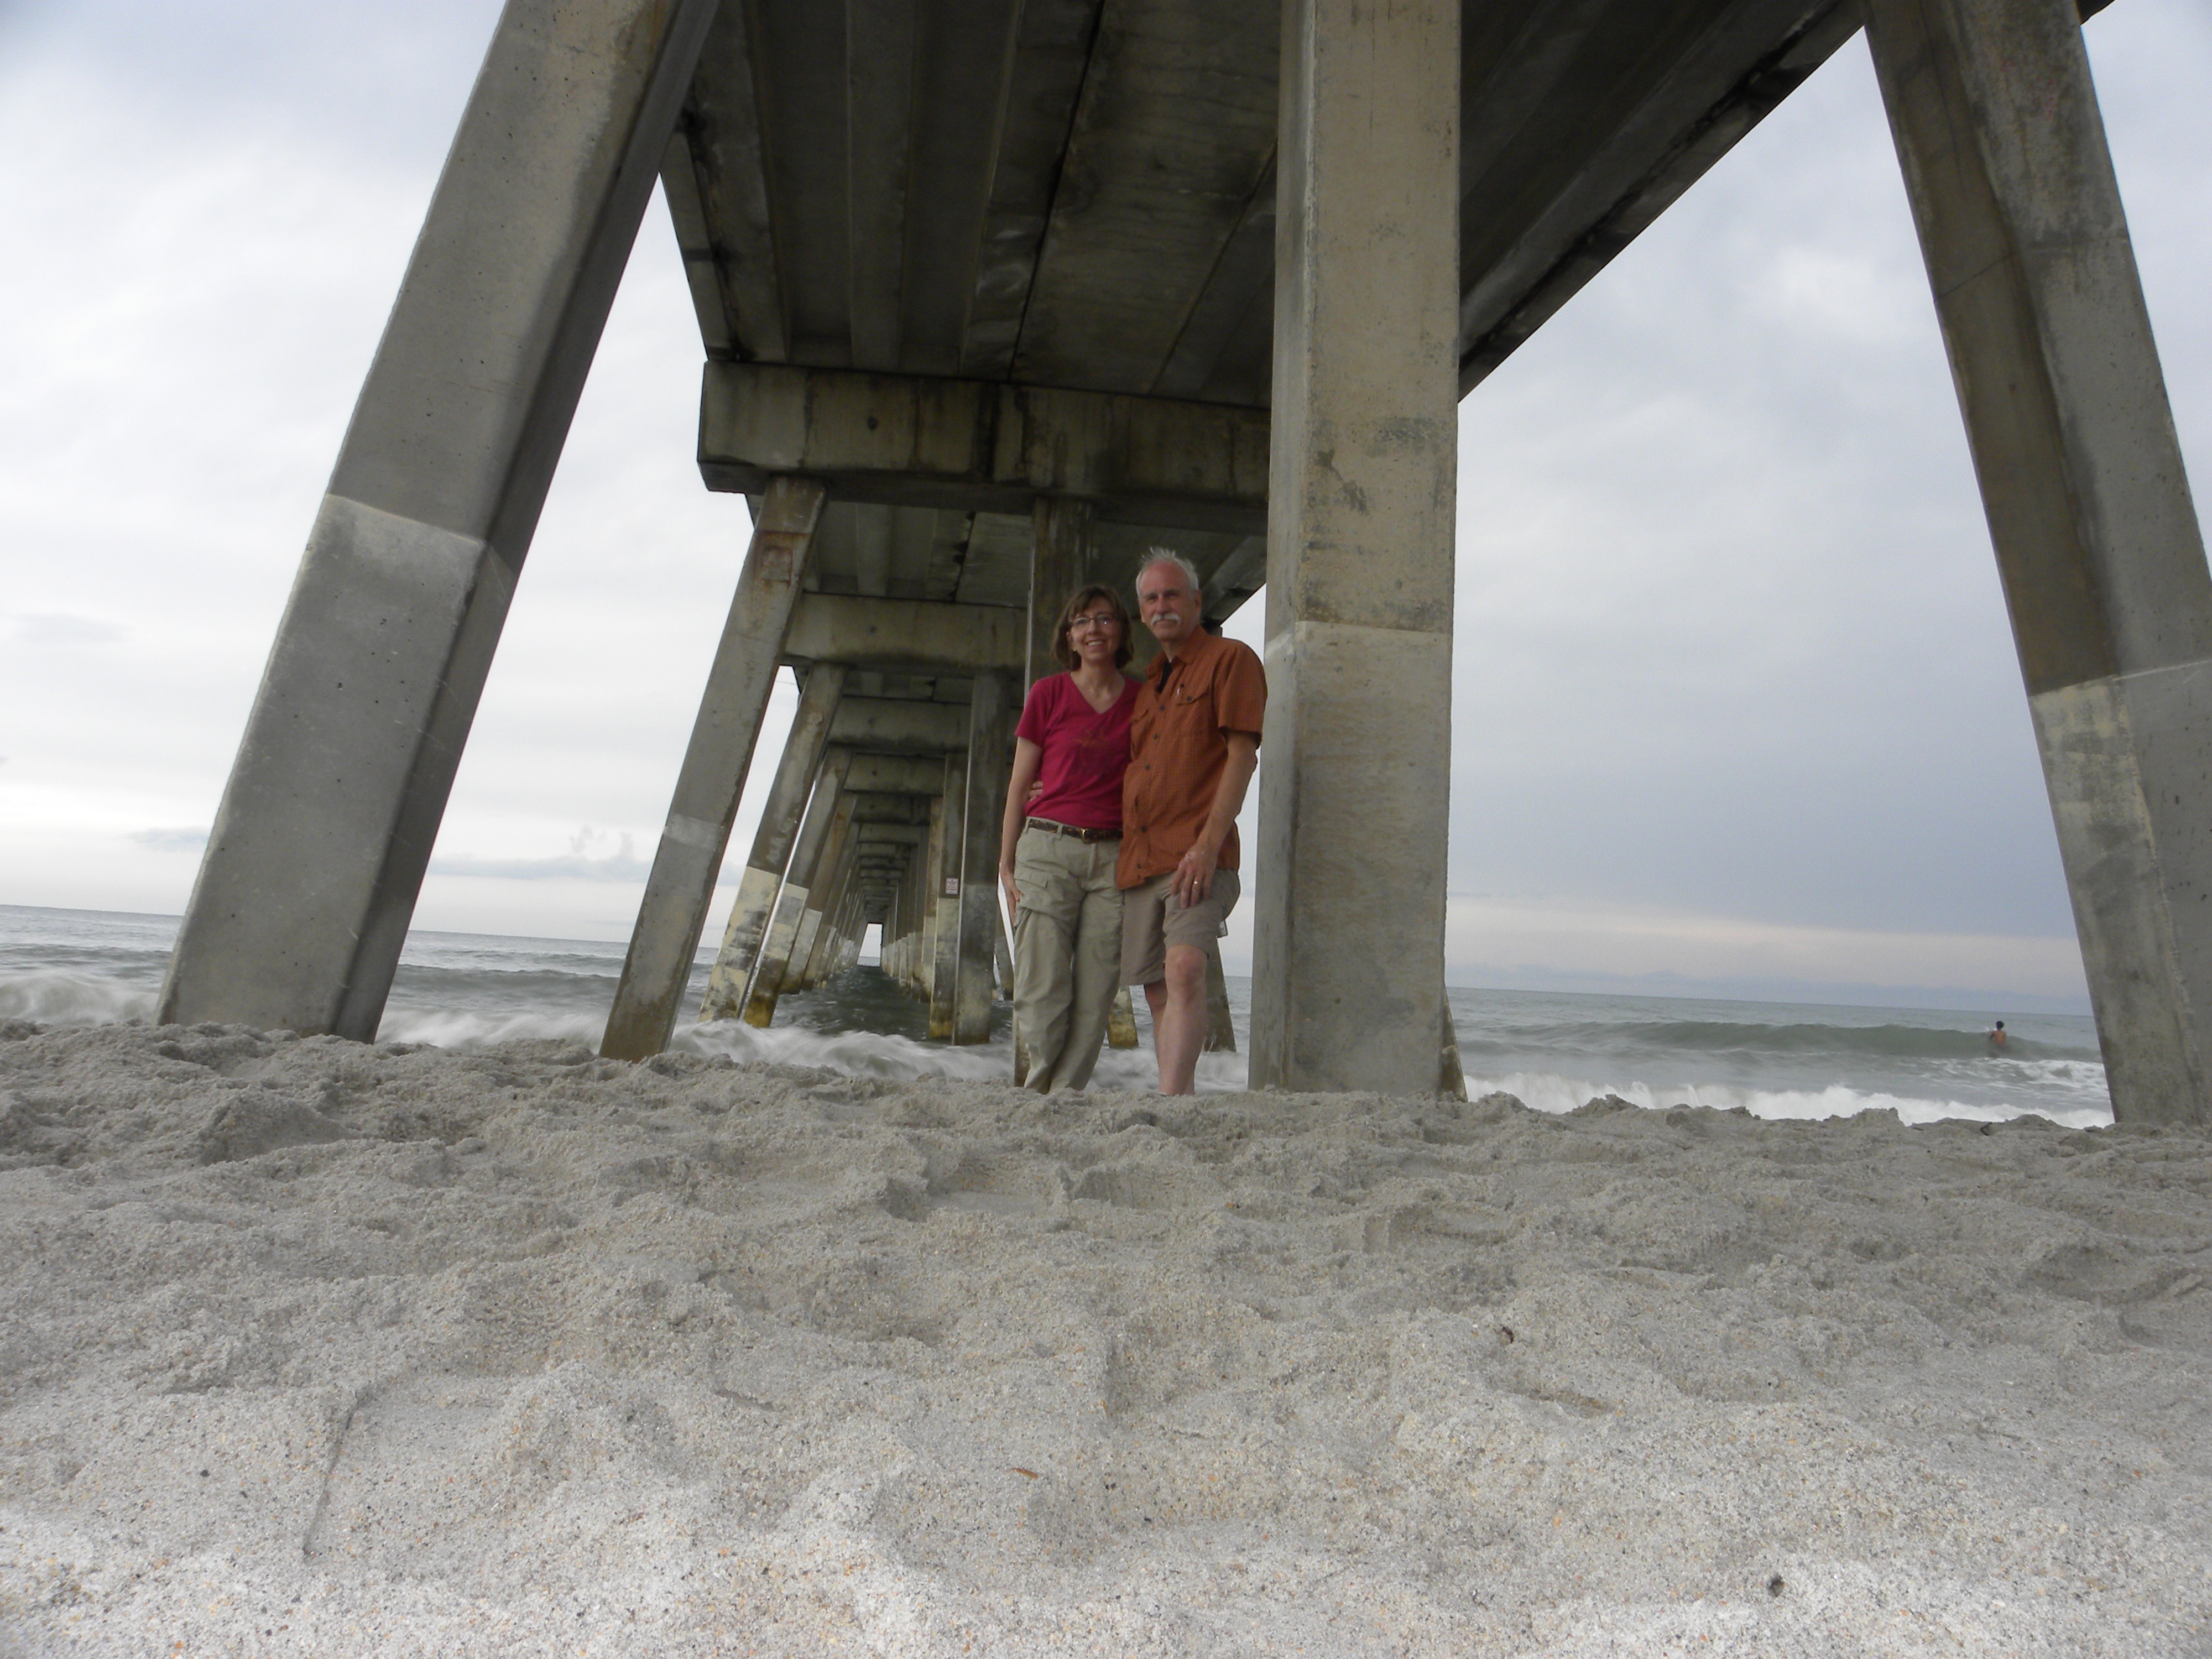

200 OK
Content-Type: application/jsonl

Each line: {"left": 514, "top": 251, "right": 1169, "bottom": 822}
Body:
{"left": 158, "top": 0, "right": 2212, "bottom": 1120}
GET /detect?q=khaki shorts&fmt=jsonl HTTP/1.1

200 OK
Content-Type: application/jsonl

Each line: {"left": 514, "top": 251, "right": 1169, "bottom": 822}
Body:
{"left": 1120, "top": 868, "right": 1240, "bottom": 987}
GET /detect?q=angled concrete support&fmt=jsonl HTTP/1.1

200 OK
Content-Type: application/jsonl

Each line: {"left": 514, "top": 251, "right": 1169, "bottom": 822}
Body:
{"left": 745, "top": 748, "right": 852, "bottom": 1025}
{"left": 957, "top": 673, "right": 1014, "bottom": 1044}
{"left": 603, "top": 477, "right": 826, "bottom": 1058}
{"left": 929, "top": 755, "right": 967, "bottom": 1039}
{"left": 1249, "top": 0, "right": 1458, "bottom": 1094}
{"left": 159, "top": 0, "right": 718, "bottom": 1038}
{"left": 1030, "top": 497, "right": 1093, "bottom": 684}
{"left": 790, "top": 807, "right": 861, "bottom": 990}
{"left": 1867, "top": 0, "right": 2212, "bottom": 1124}
{"left": 700, "top": 662, "right": 846, "bottom": 1020}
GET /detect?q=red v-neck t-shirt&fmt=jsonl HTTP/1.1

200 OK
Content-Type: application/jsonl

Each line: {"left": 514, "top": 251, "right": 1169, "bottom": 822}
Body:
{"left": 1015, "top": 672, "right": 1138, "bottom": 832}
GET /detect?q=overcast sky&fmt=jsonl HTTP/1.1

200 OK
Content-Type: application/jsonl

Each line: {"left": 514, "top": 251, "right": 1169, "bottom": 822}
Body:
{"left": 3, "top": 1, "right": 2208, "bottom": 1010}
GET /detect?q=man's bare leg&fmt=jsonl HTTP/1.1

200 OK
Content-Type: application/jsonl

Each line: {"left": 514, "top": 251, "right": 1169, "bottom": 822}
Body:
{"left": 1143, "top": 944, "right": 1210, "bottom": 1094}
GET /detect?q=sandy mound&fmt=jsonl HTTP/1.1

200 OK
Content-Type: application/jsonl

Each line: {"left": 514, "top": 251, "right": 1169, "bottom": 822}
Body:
{"left": 2, "top": 1020, "right": 2208, "bottom": 1655}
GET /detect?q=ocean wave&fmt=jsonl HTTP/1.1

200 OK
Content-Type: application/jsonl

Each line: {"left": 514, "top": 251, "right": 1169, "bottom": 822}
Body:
{"left": 676, "top": 1020, "right": 1251, "bottom": 1093}
{"left": 375, "top": 1007, "right": 607, "bottom": 1047}
{"left": 1463, "top": 1071, "right": 2113, "bottom": 1130}
{"left": 1459, "top": 1018, "right": 2096, "bottom": 1064}
{"left": 0, "top": 970, "right": 156, "bottom": 1026}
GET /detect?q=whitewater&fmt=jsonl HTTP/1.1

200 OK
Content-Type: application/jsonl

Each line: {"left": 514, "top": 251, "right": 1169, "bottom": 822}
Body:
{"left": 0, "top": 904, "right": 2111, "bottom": 1129}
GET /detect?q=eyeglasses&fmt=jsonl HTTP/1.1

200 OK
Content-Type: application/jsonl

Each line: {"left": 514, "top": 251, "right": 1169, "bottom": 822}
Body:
{"left": 1068, "top": 612, "right": 1119, "bottom": 632}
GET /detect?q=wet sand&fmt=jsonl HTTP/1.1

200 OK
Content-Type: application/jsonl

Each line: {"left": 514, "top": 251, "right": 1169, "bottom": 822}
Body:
{"left": 2, "top": 1019, "right": 2208, "bottom": 1655}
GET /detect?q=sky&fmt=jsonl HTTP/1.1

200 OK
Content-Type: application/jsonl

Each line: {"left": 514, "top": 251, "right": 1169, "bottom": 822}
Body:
{"left": 3, "top": 0, "right": 2208, "bottom": 1011}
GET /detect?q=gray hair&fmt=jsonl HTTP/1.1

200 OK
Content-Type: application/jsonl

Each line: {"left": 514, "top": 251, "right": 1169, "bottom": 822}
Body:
{"left": 1135, "top": 548, "right": 1202, "bottom": 599}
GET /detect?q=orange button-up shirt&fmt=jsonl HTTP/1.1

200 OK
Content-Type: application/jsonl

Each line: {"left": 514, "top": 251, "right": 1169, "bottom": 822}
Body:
{"left": 1117, "top": 628, "right": 1267, "bottom": 889}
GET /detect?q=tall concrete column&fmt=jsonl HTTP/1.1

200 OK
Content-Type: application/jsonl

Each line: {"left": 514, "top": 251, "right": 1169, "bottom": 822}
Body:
{"left": 929, "top": 755, "right": 968, "bottom": 1039}
{"left": 700, "top": 662, "right": 846, "bottom": 1020}
{"left": 957, "top": 672, "right": 1014, "bottom": 1044}
{"left": 1029, "top": 497, "right": 1093, "bottom": 685}
{"left": 1249, "top": 0, "right": 1458, "bottom": 1093}
{"left": 918, "top": 790, "right": 948, "bottom": 1005}
{"left": 602, "top": 478, "right": 827, "bottom": 1059}
{"left": 1867, "top": 0, "right": 2212, "bottom": 1124}
{"left": 745, "top": 749, "right": 852, "bottom": 1025}
{"left": 158, "top": 0, "right": 718, "bottom": 1039}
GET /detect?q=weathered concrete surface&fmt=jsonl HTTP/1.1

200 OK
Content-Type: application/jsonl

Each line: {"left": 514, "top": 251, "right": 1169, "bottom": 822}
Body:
{"left": 745, "top": 750, "right": 853, "bottom": 1026}
{"left": 957, "top": 674, "right": 1014, "bottom": 1044}
{"left": 1248, "top": 0, "right": 1457, "bottom": 1095}
{"left": 782, "top": 593, "right": 1025, "bottom": 675}
{"left": 930, "top": 754, "right": 968, "bottom": 1040}
{"left": 1030, "top": 497, "right": 1093, "bottom": 686}
{"left": 602, "top": 478, "right": 824, "bottom": 1060}
{"left": 842, "top": 754, "right": 955, "bottom": 796}
{"left": 700, "top": 664, "right": 845, "bottom": 1021}
{"left": 158, "top": 0, "right": 718, "bottom": 1037}
{"left": 827, "top": 697, "right": 972, "bottom": 753}
{"left": 1867, "top": 0, "right": 2212, "bottom": 1125}
{"left": 699, "top": 363, "right": 1269, "bottom": 533}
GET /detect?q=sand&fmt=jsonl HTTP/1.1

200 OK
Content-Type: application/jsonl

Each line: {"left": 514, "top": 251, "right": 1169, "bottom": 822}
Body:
{"left": 1, "top": 1019, "right": 2208, "bottom": 1656}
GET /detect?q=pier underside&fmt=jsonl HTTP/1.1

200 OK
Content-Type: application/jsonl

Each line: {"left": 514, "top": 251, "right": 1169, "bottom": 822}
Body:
{"left": 160, "top": 0, "right": 2210, "bottom": 1120}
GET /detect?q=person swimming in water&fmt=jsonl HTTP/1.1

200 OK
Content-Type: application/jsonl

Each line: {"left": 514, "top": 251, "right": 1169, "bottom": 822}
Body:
{"left": 1987, "top": 1019, "right": 2007, "bottom": 1049}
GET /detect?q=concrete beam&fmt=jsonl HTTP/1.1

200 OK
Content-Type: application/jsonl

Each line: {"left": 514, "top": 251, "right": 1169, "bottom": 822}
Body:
{"left": 828, "top": 695, "right": 971, "bottom": 751}
{"left": 158, "top": 0, "right": 718, "bottom": 1038}
{"left": 1249, "top": 0, "right": 1457, "bottom": 1094}
{"left": 782, "top": 593, "right": 1025, "bottom": 675}
{"left": 1867, "top": 0, "right": 2212, "bottom": 1124}
{"left": 602, "top": 477, "right": 826, "bottom": 1060}
{"left": 843, "top": 753, "right": 953, "bottom": 795}
{"left": 699, "top": 362, "right": 1270, "bottom": 534}
{"left": 848, "top": 792, "right": 933, "bottom": 824}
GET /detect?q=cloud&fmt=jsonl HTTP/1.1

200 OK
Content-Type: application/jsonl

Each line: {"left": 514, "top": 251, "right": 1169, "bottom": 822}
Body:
{"left": 128, "top": 827, "right": 209, "bottom": 853}
{"left": 14, "top": 613, "right": 127, "bottom": 645}
{"left": 428, "top": 826, "right": 655, "bottom": 883}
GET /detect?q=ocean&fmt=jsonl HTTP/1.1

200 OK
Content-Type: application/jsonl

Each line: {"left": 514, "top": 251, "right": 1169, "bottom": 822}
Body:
{"left": 0, "top": 903, "right": 2111, "bottom": 1128}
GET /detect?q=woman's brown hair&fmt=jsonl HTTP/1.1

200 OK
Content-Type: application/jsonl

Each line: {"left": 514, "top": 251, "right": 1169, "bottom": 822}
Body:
{"left": 1052, "top": 583, "right": 1134, "bottom": 671}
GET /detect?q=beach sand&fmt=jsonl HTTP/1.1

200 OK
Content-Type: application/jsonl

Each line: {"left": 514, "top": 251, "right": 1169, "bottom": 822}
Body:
{"left": 2, "top": 1019, "right": 2207, "bottom": 1656}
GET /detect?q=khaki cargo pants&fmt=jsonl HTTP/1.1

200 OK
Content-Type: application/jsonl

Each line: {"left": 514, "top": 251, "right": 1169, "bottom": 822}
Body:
{"left": 1011, "top": 825, "right": 1124, "bottom": 1093}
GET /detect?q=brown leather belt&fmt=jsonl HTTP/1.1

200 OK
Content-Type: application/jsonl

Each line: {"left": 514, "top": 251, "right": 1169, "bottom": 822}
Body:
{"left": 1026, "top": 816, "right": 1120, "bottom": 844}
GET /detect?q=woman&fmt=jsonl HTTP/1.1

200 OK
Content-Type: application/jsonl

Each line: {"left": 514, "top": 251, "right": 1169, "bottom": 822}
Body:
{"left": 1000, "top": 585, "right": 1139, "bottom": 1093}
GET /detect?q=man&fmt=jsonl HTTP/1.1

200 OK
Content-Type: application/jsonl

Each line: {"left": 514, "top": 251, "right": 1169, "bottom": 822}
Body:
{"left": 1120, "top": 551, "right": 1265, "bottom": 1094}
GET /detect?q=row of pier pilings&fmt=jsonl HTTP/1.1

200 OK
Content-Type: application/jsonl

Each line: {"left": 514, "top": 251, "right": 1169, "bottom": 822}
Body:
{"left": 151, "top": 0, "right": 2212, "bottom": 1117}
{"left": 588, "top": 483, "right": 1245, "bottom": 1068}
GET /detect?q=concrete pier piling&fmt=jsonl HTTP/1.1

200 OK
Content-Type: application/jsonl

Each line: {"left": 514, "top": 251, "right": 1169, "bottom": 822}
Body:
{"left": 957, "top": 674, "right": 1014, "bottom": 1044}
{"left": 745, "top": 752, "right": 853, "bottom": 1026}
{"left": 158, "top": 0, "right": 718, "bottom": 1039}
{"left": 601, "top": 477, "right": 826, "bottom": 1060}
{"left": 1869, "top": 0, "right": 2212, "bottom": 1124}
{"left": 701, "top": 663, "right": 846, "bottom": 1021}
{"left": 1248, "top": 0, "right": 1459, "bottom": 1095}
{"left": 929, "top": 753, "right": 968, "bottom": 1041}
